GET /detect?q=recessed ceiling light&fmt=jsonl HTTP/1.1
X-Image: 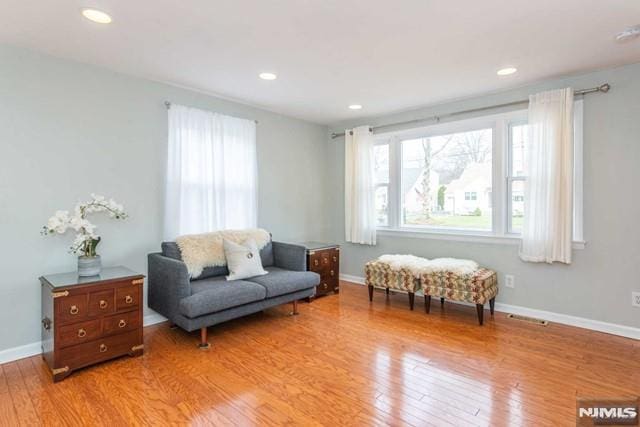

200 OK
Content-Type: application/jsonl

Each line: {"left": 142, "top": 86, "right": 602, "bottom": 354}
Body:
{"left": 81, "top": 8, "right": 112, "bottom": 24}
{"left": 348, "top": 104, "right": 363, "bottom": 110}
{"left": 616, "top": 25, "right": 640, "bottom": 42}
{"left": 497, "top": 67, "right": 517, "bottom": 76}
{"left": 259, "top": 72, "right": 277, "bottom": 80}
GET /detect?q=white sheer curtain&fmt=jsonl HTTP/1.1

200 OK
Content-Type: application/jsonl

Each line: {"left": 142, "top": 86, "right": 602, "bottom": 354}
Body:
{"left": 520, "top": 88, "right": 574, "bottom": 264}
{"left": 164, "top": 104, "right": 257, "bottom": 240}
{"left": 345, "top": 125, "right": 376, "bottom": 245}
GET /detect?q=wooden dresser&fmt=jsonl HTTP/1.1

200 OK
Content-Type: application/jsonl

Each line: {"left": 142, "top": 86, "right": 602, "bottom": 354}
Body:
{"left": 40, "top": 266, "right": 144, "bottom": 382}
{"left": 299, "top": 242, "right": 340, "bottom": 299}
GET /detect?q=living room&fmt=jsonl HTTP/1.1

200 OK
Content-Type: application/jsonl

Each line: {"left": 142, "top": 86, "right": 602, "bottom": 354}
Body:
{"left": 1, "top": 1, "right": 639, "bottom": 425}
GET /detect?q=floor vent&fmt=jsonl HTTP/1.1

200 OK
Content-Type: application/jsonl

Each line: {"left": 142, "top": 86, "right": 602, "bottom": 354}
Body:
{"left": 507, "top": 313, "right": 549, "bottom": 326}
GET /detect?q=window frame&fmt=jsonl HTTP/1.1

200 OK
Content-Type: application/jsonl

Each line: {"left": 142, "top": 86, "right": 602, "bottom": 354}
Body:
{"left": 372, "top": 104, "right": 584, "bottom": 246}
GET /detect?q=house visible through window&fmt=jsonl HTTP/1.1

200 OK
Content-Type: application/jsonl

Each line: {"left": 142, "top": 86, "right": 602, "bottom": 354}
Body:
{"left": 372, "top": 101, "right": 583, "bottom": 240}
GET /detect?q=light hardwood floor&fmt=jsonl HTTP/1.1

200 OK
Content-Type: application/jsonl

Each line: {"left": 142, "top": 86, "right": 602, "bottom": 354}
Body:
{"left": 1, "top": 281, "right": 638, "bottom": 426}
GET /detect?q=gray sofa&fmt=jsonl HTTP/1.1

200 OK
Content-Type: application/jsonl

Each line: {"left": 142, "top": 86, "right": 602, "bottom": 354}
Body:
{"left": 148, "top": 239, "right": 319, "bottom": 347}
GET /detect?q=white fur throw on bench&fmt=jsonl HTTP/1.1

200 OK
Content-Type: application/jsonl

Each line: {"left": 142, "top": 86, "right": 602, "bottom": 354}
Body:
{"left": 176, "top": 228, "right": 271, "bottom": 278}
{"left": 377, "top": 254, "right": 479, "bottom": 277}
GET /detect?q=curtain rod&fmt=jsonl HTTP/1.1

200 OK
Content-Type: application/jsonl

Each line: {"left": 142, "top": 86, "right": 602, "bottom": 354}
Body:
{"left": 164, "top": 101, "right": 259, "bottom": 124}
{"left": 331, "top": 83, "right": 610, "bottom": 139}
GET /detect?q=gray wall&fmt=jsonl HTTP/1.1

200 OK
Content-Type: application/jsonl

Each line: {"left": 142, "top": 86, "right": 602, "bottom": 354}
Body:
{"left": 328, "top": 63, "right": 640, "bottom": 329}
{"left": 0, "top": 45, "right": 329, "bottom": 352}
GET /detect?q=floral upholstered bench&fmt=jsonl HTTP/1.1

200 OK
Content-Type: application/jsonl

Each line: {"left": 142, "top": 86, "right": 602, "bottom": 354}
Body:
{"left": 364, "top": 259, "right": 420, "bottom": 310}
{"left": 365, "top": 255, "right": 498, "bottom": 325}
{"left": 421, "top": 268, "right": 498, "bottom": 325}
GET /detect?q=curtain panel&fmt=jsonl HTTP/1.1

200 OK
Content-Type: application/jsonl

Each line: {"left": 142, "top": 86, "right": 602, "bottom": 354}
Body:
{"left": 520, "top": 88, "right": 574, "bottom": 264}
{"left": 164, "top": 104, "right": 257, "bottom": 240}
{"left": 345, "top": 125, "right": 377, "bottom": 245}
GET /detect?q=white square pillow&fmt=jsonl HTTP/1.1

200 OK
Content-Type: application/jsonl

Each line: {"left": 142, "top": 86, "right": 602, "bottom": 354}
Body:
{"left": 223, "top": 238, "right": 268, "bottom": 281}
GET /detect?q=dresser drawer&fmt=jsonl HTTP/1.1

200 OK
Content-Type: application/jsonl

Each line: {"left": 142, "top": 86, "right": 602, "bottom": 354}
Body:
{"left": 103, "top": 310, "right": 140, "bottom": 337}
{"left": 58, "top": 319, "right": 102, "bottom": 349}
{"left": 88, "top": 289, "right": 115, "bottom": 317}
{"left": 116, "top": 285, "right": 139, "bottom": 311}
{"left": 56, "top": 294, "right": 88, "bottom": 324}
{"left": 57, "top": 330, "right": 140, "bottom": 371}
{"left": 309, "top": 249, "right": 333, "bottom": 273}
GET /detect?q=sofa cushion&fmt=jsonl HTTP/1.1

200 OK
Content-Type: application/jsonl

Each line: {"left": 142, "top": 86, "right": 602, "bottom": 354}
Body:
{"left": 179, "top": 277, "right": 266, "bottom": 318}
{"left": 246, "top": 267, "right": 319, "bottom": 298}
{"left": 161, "top": 240, "right": 274, "bottom": 280}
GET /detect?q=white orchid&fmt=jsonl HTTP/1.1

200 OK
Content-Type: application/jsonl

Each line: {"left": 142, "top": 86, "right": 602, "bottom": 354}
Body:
{"left": 42, "top": 194, "right": 127, "bottom": 256}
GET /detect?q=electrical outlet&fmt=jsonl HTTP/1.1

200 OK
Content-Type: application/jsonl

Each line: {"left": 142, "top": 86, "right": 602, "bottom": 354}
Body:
{"left": 632, "top": 292, "right": 640, "bottom": 308}
{"left": 505, "top": 274, "right": 515, "bottom": 289}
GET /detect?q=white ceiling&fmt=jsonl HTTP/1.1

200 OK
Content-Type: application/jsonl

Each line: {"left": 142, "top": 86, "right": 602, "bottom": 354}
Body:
{"left": 1, "top": 0, "right": 639, "bottom": 124}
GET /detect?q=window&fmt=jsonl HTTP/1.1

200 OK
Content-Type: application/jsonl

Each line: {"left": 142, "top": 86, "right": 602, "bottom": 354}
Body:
{"left": 375, "top": 102, "right": 583, "bottom": 241}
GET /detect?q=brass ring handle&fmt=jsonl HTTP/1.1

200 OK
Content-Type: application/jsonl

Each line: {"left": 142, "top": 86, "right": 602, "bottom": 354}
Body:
{"left": 314, "top": 260, "right": 319, "bottom": 266}
{"left": 118, "top": 319, "right": 127, "bottom": 328}
{"left": 322, "top": 283, "right": 328, "bottom": 290}
{"left": 70, "top": 305, "right": 79, "bottom": 315}
{"left": 333, "top": 256, "right": 337, "bottom": 262}
{"left": 99, "top": 300, "right": 108, "bottom": 309}
{"left": 330, "top": 270, "right": 335, "bottom": 276}
{"left": 125, "top": 295, "right": 133, "bottom": 304}
{"left": 99, "top": 344, "right": 107, "bottom": 353}
{"left": 77, "top": 328, "right": 86, "bottom": 338}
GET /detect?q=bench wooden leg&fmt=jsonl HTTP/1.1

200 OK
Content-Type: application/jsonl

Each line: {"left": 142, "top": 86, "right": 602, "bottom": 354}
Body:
{"left": 424, "top": 295, "right": 431, "bottom": 313}
{"left": 489, "top": 297, "right": 495, "bottom": 315}
{"left": 368, "top": 285, "right": 374, "bottom": 302}
{"left": 476, "top": 304, "right": 484, "bottom": 326}
{"left": 291, "top": 300, "right": 299, "bottom": 315}
{"left": 408, "top": 292, "right": 415, "bottom": 311}
{"left": 199, "top": 327, "right": 211, "bottom": 349}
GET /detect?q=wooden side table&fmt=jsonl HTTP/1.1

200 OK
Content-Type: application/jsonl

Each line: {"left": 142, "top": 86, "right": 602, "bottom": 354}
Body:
{"left": 296, "top": 242, "right": 340, "bottom": 300}
{"left": 40, "top": 266, "right": 144, "bottom": 382}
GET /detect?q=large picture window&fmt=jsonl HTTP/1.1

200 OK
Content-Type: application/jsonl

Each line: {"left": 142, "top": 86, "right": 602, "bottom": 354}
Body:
{"left": 372, "top": 102, "right": 583, "bottom": 241}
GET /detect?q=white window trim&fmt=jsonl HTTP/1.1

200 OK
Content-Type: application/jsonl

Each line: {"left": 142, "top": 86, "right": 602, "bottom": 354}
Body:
{"left": 373, "top": 105, "right": 585, "bottom": 248}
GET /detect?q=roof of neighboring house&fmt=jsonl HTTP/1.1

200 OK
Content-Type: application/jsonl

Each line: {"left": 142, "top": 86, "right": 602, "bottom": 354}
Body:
{"left": 445, "top": 162, "right": 491, "bottom": 193}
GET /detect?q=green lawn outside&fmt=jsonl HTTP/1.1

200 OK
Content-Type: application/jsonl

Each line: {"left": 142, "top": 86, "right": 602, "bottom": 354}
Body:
{"left": 404, "top": 213, "right": 524, "bottom": 230}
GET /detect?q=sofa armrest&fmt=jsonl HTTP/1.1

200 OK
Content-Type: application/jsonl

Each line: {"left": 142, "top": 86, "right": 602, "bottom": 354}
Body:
{"left": 272, "top": 242, "right": 307, "bottom": 271}
{"left": 147, "top": 253, "right": 191, "bottom": 321}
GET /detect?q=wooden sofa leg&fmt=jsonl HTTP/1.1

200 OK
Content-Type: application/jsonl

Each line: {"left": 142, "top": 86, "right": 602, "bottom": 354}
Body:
{"left": 476, "top": 304, "right": 484, "bottom": 326}
{"left": 408, "top": 292, "right": 415, "bottom": 311}
{"left": 291, "top": 300, "right": 299, "bottom": 315}
{"left": 198, "top": 327, "right": 211, "bottom": 349}
{"left": 489, "top": 297, "right": 495, "bottom": 315}
{"left": 424, "top": 295, "right": 431, "bottom": 314}
{"left": 368, "top": 285, "right": 374, "bottom": 302}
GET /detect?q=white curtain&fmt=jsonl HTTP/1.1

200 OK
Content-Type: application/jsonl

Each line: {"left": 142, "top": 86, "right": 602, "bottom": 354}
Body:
{"left": 520, "top": 88, "right": 574, "bottom": 264}
{"left": 164, "top": 104, "right": 257, "bottom": 240}
{"left": 345, "top": 125, "right": 376, "bottom": 245}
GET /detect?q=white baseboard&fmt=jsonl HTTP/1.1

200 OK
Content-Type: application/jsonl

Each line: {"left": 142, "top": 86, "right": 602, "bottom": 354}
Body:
{"left": 340, "top": 274, "right": 640, "bottom": 340}
{"left": 0, "top": 313, "right": 169, "bottom": 365}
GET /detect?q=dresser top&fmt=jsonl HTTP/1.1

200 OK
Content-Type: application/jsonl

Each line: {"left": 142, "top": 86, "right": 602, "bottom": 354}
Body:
{"left": 40, "top": 266, "right": 143, "bottom": 289}
{"left": 295, "top": 241, "right": 339, "bottom": 251}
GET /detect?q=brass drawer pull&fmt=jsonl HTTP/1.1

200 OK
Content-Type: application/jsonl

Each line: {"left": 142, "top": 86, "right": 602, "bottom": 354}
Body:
{"left": 77, "top": 328, "right": 86, "bottom": 338}
{"left": 118, "top": 319, "right": 127, "bottom": 328}
{"left": 330, "top": 270, "right": 335, "bottom": 276}
{"left": 322, "top": 283, "right": 328, "bottom": 290}
{"left": 125, "top": 295, "right": 133, "bottom": 304}
{"left": 99, "top": 344, "right": 107, "bottom": 353}
{"left": 314, "top": 259, "right": 319, "bottom": 266}
{"left": 99, "top": 300, "right": 108, "bottom": 309}
{"left": 333, "top": 256, "right": 337, "bottom": 262}
{"left": 69, "top": 305, "right": 79, "bottom": 315}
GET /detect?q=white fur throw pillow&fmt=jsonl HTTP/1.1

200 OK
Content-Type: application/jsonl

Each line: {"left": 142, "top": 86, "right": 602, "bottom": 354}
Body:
{"left": 176, "top": 228, "right": 270, "bottom": 278}
{"left": 223, "top": 238, "right": 268, "bottom": 281}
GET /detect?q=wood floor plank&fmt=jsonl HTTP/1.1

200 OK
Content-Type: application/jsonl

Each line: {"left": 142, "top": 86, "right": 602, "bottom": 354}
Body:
{"left": 0, "top": 282, "right": 637, "bottom": 426}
